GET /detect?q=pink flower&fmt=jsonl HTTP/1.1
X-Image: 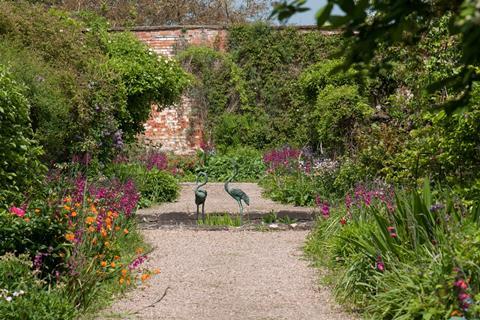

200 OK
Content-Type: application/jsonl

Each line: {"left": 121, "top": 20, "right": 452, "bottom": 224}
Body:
{"left": 387, "top": 226, "right": 395, "bottom": 232}
{"left": 9, "top": 207, "right": 25, "bottom": 217}
{"left": 375, "top": 256, "right": 385, "bottom": 272}
{"left": 389, "top": 233, "right": 398, "bottom": 238}
{"left": 321, "top": 201, "right": 330, "bottom": 218}
{"left": 454, "top": 279, "right": 468, "bottom": 290}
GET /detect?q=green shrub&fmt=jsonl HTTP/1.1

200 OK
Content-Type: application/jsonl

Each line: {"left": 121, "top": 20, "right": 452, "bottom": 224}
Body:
{"left": 106, "top": 163, "right": 179, "bottom": 206}
{"left": 203, "top": 147, "right": 266, "bottom": 182}
{"left": 0, "top": 65, "right": 46, "bottom": 205}
{"left": 0, "top": 253, "right": 76, "bottom": 320}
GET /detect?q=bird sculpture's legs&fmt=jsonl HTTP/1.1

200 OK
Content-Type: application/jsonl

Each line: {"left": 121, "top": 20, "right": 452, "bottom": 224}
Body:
{"left": 202, "top": 202, "right": 205, "bottom": 223}
{"left": 238, "top": 200, "right": 243, "bottom": 225}
{"left": 196, "top": 204, "right": 199, "bottom": 223}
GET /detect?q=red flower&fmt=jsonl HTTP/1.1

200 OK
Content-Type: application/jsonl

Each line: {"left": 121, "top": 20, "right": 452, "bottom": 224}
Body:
{"left": 9, "top": 206, "right": 25, "bottom": 217}
{"left": 340, "top": 217, "right": 347, "bottom": 225}
{"left": 389, "top": 233, "right": 397, "bottom": 238}
{"left": 387, "top": 226, "right": 395, "bottom": 232}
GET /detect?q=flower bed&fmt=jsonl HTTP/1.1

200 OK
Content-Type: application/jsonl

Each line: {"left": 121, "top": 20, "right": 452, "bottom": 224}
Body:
{"left": 0, "top": 173, "right": 156, "bottom": 318}
{"left": 306, "top": 181, "right": 480, "bottom": 319}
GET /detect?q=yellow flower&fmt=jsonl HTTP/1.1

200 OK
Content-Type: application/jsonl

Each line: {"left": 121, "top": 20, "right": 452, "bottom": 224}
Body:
{"left": 34, "top": 208, "right": 40, "bottom": 214}
{"left": 119, "top": 278, "right": 125, "bottom": 285}
{"left": 63, "top": 205, "right": 71, "bottom": 211}
{"left": 135, "top": 248, "right": 143, "bottom": 255}
{"left": 65, "top": 233, "right": 75, "bottom": 242}
{"left": 104, "top": 241, "right": 110, "bottom": 247}
{"left": 101, "top": 261, "right": 107, "bottom": 267}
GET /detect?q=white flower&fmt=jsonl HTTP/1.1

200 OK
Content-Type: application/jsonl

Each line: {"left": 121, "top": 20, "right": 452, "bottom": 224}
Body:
{"left": 5, "top": 296, "right": 12, "bottom": 302}
{"left": 13, "top": 290, "right": 24, "bottom": 297}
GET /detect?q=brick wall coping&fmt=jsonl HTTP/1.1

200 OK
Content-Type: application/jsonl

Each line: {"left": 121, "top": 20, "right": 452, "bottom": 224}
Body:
{"left": 109, "top": 24, "right": 343, "bottom": 33}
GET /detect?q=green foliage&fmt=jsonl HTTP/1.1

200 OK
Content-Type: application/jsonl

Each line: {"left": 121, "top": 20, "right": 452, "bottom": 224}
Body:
{"left": 213, "top": 113, "right": 273, "bottom": 152}
{"left": 106, "top": 163, "right": 179, "bottom": 207}
{"left": 197, "top": 213, "right": 242, "bottom": 227}
{"left": 0, "top": 66, "right": 46, "bottom": 205}
{"left": 177, "top": 24, "right": 341, "bottom": 150}
{"left": 272, "top": 0, "right": 478, "bottom": 113}
{"left": 0, "top": 1, "right": 188, "bottom": 163}
{"left": 306, "top": 183, "right": 480, "bottom": 319}
{"left": 312, "top": 84, "right": 372, "bottom": 155}
{"left": 0, "top": 254, "right": 76, "bottom": 320}
{"left": 104, "top": 32, "right": 189, "bottom": 141}
{"left": 203, "top": 147, "right": 266, "bottom": 182}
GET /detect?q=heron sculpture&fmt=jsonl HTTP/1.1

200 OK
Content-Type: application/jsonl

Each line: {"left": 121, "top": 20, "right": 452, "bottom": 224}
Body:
{"left": 194, "top": 172, "right": 208, "bottom": 222}
{"left": 224, "top": 162, "right": 250, "bottom": 224}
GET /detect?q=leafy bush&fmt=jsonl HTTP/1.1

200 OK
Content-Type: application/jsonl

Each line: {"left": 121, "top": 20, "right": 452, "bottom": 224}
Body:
{"left": 0, "top": 254, "right": 76, "bottom": 320}
{"left": 0, "top": 65, "right": 46, "bottom": 205}
{"left": 0, "top": 2, "right": 188, "bottom": 163}
{"left": 106, "top": 162, "right": 179, "bottom": 207}
{"left": 203, "top": 147, "right": 266, "bottom": 182}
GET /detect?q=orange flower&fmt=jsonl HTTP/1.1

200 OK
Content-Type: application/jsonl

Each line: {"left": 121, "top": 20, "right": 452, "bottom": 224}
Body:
{"left": 126, "top": 279, "right": 131, "bottom": 285}
{"left": 451, "top": 310, "right": 463, "bottom": 317}
{"left": 63, "top": 205, "right": 71, "bottom": 211}
{"left": 112, "top": 211, "right": 119, "bottom": 218}
{"left": 91, "top": 238, "right": 97, "bottom": 245}
{"left": 110, "top": 262, "right": 116, "bottom": 268}
{"left": 121, "top": 269, "right": 128, "bottom": 277}
{"left": 115, "top": 226, "right": 121, "bottom": 231}
{"left": 75, "top": 202, "right": 81, "bottom": 208}
{"left": 88, "top": 226, "right": 95, "bottom": 233}
{"left": 65, "top": 233, "right": 75, "bottom": 242}
{"left": 153, "top": 269, "right": 161, "bottom": 275}
{"left": 107, "top": 211, "right": 113, "bottom": 218}
{"left": 135, "top": 248, "right": 143, "bottom": 255}
{"left": 104, "top": 241, "right": 110, "bottom": 247}
{"left": 101, "top": 261, "right": 107, "bottom": 267}
{"left": 34, "top": 208, "right": 40, "bottom": 214}
{"left": 71, "top": 211, "right": 77, "bottom": 217}
{"left": 24, "top": 218, "right": 30, "bottom": 223}
{"left": 85, "top": 216, "right": 95, "bottom": 225}
{"left": 100, "top": 228, "right": 107, "bottom": 237}
{"left": 63, "top": 196, "right": 72, "bottom": 203}
{"left": 123, "top": 229, "right": 129, "bottom": 235}
{"left": 114, "top": 255, "right": 120, "bottom": 260}
{"left": 141, "top": 274, "right": 151, "bottom": 282}
{"left": 119, "top": 278, "right": 125, "bottom": 285}
{"left": 90, "top": 205, "right": 98, "bottom": 214}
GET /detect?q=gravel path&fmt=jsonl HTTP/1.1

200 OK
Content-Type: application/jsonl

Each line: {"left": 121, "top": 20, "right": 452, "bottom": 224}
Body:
{"left": 100, "top": 230, "right": 355, "bottom": 320}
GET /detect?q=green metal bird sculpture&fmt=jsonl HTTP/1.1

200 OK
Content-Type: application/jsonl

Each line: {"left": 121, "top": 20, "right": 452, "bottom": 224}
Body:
{"left": 224, "top": 162, "right": 250, "bottom": 224}
{"left": 195, "top": 172, "right": 208, "bottom": 222}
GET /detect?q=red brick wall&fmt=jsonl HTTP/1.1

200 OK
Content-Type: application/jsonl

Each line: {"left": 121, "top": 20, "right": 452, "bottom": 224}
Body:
{"left": 130, "top": 26, "right": 228, "bottom": 154}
